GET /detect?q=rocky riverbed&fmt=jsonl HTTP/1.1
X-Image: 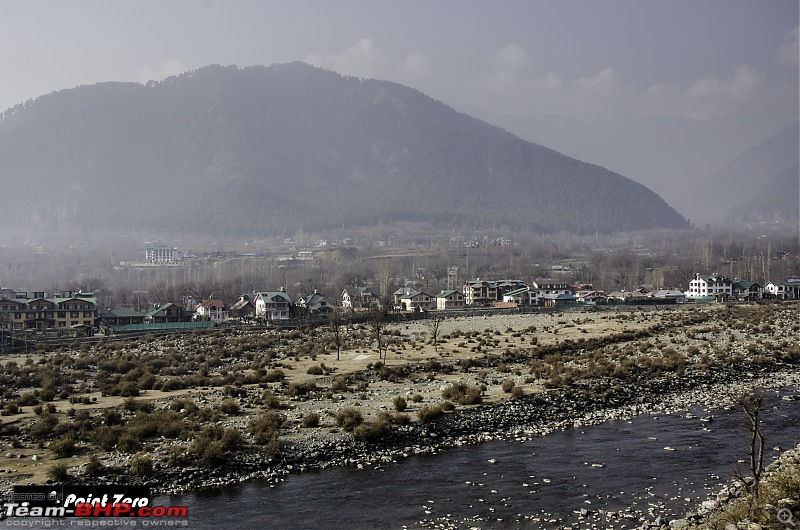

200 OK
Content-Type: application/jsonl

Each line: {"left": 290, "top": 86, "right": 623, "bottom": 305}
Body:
{"left": 0, "top": 304, "right": 798, "bottom": 529}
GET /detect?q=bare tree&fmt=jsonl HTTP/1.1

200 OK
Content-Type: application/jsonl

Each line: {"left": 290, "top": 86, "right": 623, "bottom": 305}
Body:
{"left": 734, "top": 387, "right": 766, "bottom": 506}
{"left": 368, "top": 307, "right": 390, "bottom": 362}
{"left": 426, "top": 312, "right": 445, "bottom": 355}
{"left": 329, "top": 311, "right": 345, "bottom": 361}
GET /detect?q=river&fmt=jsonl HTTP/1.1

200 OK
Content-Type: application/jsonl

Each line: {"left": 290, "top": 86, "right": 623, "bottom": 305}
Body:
{"left": 156, "top": 386, "right": 800, "bottom": 529}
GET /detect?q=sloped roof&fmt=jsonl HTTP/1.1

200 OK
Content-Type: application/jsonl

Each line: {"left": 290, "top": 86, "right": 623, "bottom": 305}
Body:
{"left": 99, "top": 307, "right": 145, "bottom": 318}
{"left": 199, "top": 299, "right": 226, "bottom": 309}
{"left": 399, "top": 290, "right": 431, "bottom": 300}
{"left": 256, "top": 291, "right": 292, "bottom": 303}
{"left": 299, "top": 292, "right": 333, "bottom": 306}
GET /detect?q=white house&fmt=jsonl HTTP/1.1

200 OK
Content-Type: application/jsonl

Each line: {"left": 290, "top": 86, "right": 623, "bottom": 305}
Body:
{"left": 686, "top": 273, "right": 732, "bottom": 299}
{"left": 254, "top": 289, "right": 292, "bottom": 320}
{"left": 765, "top": 278, "right": 800, "bottom": 300}
{"left": 195, "top": 299, "right": 228, "bottom": 323}
{"left": 341, "top": 287, "right": 382, "bottom": 310}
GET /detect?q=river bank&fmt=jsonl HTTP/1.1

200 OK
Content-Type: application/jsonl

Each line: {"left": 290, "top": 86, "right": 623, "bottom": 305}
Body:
{"left": 0, "top": 304, "right": 798, "bottom": 524}
{"left": 71, "top": 362, "right": 800, "bottom": 500}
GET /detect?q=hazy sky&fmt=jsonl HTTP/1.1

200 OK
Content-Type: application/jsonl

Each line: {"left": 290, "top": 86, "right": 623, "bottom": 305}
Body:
{"left": 2, "top": 0, "right": 797, "bottom": 208}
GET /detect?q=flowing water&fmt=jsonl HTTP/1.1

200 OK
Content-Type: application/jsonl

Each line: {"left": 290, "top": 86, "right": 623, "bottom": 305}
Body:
{"left": 157, "top": 387, "right": 800, "bottom": 529}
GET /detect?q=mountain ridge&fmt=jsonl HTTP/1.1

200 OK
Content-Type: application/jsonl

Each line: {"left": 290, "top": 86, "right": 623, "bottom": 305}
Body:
{"left": 682, "top": 122, "right": 799, "bottom": 226}
{"left": 0, "top": 62, "right": 689, "bottom": 237}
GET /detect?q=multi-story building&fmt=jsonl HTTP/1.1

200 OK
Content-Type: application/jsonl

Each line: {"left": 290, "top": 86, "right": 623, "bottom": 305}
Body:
{"left": 765, "top": 278, "right": 800, "bottom": 300}
{"left": 341, "top": 287, "right": 382, "bottom": 310}
{"left": 254, "top": 289, "right": 292, "bottom": 320}
{"left": 463, "top": 279, "right": 528, "bottom": 306}
{"left": 0, "top": 291, "right": 97, "bottom": 331}
{"left": 532, "top": 278, "right": 574, "bottom": 295}
{"left": 296, "top": 291, "right": 335, "bottom": 314}
{"left": 397, "top": 290, "right": 434, "bottom": 312}
{"left": 145, "top": 245, "right": 182, "bottom": 264}
{"left": 195, "top": 300, "right": 228, "bottom": 323}
{"left": 435, "top": 290, "right": 466, "bottom": 310}
{"left": 686, "top": 273, "right": 732, "bottom": 299}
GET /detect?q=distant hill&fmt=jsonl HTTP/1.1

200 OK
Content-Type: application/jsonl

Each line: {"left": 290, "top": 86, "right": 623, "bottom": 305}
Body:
{"left": 0, "top": 63, "right": 688, "bottom": 237}
{"left": 682, "top": 123, "right": 799, "bottom": 226}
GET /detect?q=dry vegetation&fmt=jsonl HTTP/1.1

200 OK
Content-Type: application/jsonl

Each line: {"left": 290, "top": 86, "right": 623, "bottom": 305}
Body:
{"left": 0, "top": 303, "right": 798, "bottom": 486}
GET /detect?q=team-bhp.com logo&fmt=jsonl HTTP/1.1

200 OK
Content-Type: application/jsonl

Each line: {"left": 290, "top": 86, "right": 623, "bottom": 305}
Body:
{"left": 2, "top": 485, "right": 187, "bottom": 520}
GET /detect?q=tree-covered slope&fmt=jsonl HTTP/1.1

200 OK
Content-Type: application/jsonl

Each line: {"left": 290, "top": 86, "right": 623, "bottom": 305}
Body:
{"left": 0, "top": 63, "right": 688, "bottom": 236}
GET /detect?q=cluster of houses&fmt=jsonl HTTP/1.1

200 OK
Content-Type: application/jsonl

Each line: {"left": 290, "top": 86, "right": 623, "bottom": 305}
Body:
{"left": 1, "top": 274, "right": 798, "bottom": 337}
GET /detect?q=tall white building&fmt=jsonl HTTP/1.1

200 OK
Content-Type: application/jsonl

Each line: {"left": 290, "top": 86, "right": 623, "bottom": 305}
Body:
{"left": 686, "top": 273, "right": 732, "bottom": 299}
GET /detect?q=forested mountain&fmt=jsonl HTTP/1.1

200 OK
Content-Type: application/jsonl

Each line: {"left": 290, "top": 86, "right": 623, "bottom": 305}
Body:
{"left": 682, "top": 123, "right": 799, "bottom": 226}
{"left": 0, "top": 63, "right": 688, "bottom": 237}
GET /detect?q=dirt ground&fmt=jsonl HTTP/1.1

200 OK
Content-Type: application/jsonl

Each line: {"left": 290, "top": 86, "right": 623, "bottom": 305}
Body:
{"left": 0, "top": 306, "right": 740, "bottom": 485}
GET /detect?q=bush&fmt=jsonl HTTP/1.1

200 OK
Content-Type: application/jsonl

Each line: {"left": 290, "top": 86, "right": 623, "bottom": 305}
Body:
{"left": 48, "top": 462, "right": 70, "bottom": 482}
{"left": 501, "top": 379, "right": 516, "bottom": 393}
{"left": 287, "top": 381, "right": 317, "bottom": 397}
{"left": 221, "top": 428, "right": 243, "bottom": 451}
{"left": 130, "top": 455, "right": 153, "bottom": 477}
{"left": 335, "top": 408, "right": 364, "bottom": 432}
{"left": 261, "top": 390, "right": 282, "bottom": 410}
{"left": 417, "top": 405, "right": 444, "bottom": 424}
{"left": 217, "top": 399, "right": 240, "bottom": 415}
{"left": 393, "top": 396, "right": 407, "bottom": 412}
{"left": 248, "top": 412, "right": 285, "bottom": 445}
{"left": 265, "top": 369, "right": 285, "bottom": 382}
{"left": 50, "top": 436, "right": 76, "bottom": 458}
{"left": 29, "top": 413, "right": 59, "bottom": 440}
{"left": 353, "top": 417, "right": 391, "bottom": 442}
{"left": 306, "top": 364, "right": 324, "bottom": 375}
{"left": 330, "top": 376, "right": 349, "bottom": 393}
{"left": 263, "top": 434, "right": 280, "bottom": 461}
{"left": 118, "top": 382, "right": 140, "bottom": 397}
{"left": 441, "top": 382, "right": 482, "bottom": 405}
{"left": 301, "top": 412, "right": 320, "bottom": 428}
{"left": 17, "top": 393, "right": 39, "bottom": 407}
{"left": 84, "top": 455, "right": 104, "bottom": 477}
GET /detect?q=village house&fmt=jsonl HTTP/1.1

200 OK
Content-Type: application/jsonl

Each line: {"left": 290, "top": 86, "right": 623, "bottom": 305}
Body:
{"left": 652, "top": 290, "right": 686, "bottom": 303}
{"left": 98, "top": 308, "right": 146, "bottom": 328}
{"left": 575, "top": 290, "right": 609, "bottom": 304}
{"left": 341, "top": 287, "right": 382, "bottom": 310}
{"left": 532, "top": 278, "right": 574, "bottom": 295}
{"left": 501, "top": 286, "right": 540, "bottom": 306}
{"left": 435, "top": 289, "right": 466, "bottom": 310}
{"left": 764, "top": 278, "right": 800, "bottom": 300}
{"left": 195, "top": 299, "right": 228, "bottom": 323}
{"left": 296, "top": 291, "right": 335, "bottom": 314}
{"left": 463, "top": 279, "right": 528, "bottom": 306}
{"left": 397, "top": 290, "right": 434, "bottom": 312}
{"left": 254, "top": 289, "right": 292, "bottom": 320}
{"left": 539, "top": 292, "right": 578, "bottom": 307}
{"left": 686, "top": 273, "right": 733, "bottom": 300}
{"left": 147, "top": 303, "right": 193, "bottom": 323}
{"left": 732, "top": 280, "right": 763, "bottom": 301}
{"left": 229, "top": 294, "right": 256, "bottom": 320}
